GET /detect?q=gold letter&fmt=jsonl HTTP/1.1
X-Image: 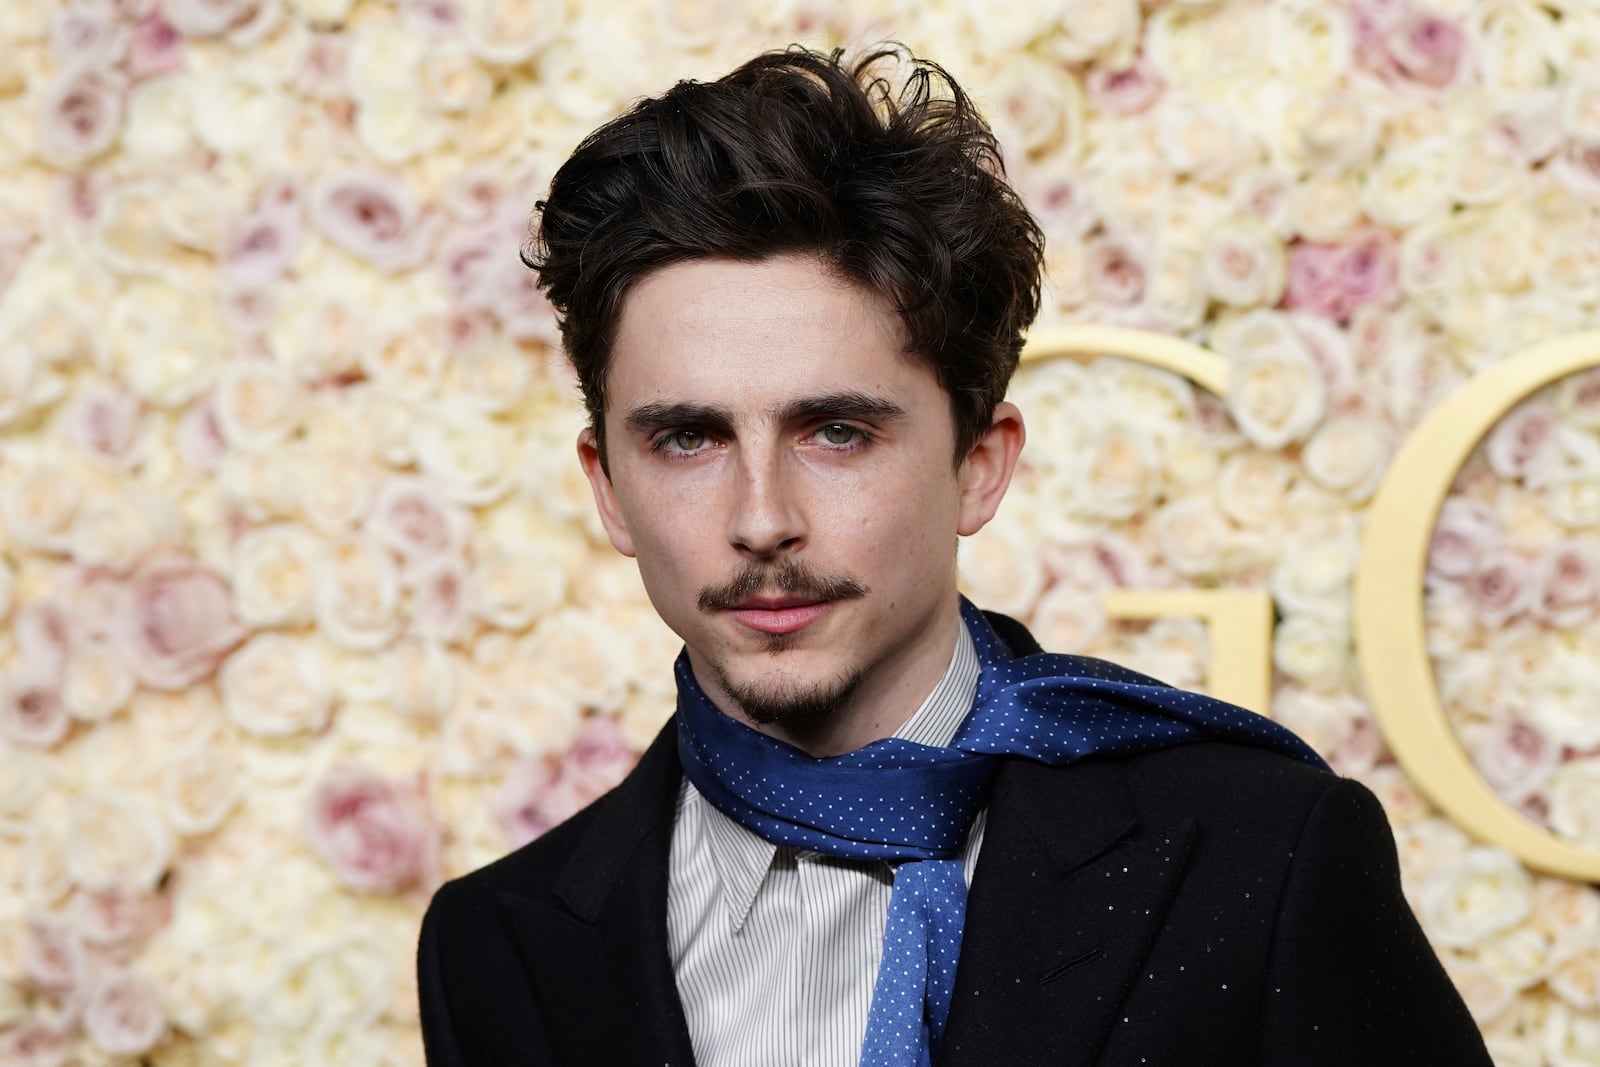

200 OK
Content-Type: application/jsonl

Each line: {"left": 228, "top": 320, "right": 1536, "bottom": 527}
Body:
{"left": 1355, "top": 334, "right": 1600, "bottom": 881}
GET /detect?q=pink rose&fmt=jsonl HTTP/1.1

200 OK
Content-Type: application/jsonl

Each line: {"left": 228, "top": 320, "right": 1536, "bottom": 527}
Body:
{"left": 1384, "top": 12, "right": 1466, "bottom": 89}
{"left": 492, "top": 757, "right": 578, "bottom": 847}
{"left": 124, "top": 14, "right": 184, "bottom": 81}
{"left": 1283, "top": 242, "right": 1348, "bottom": 320}
{"left": 1555, "top": 141, "right": 1600, "bottom": 200}
{"left": 436, "top": 222, "right": 503, "bottom": 304}
{"left": 1428, "top": 498, "right": 1502, "bottom": 580}
{"left": 1486, "top": 398, "right": 1560, "bottom": 483}
{"left": 1086, "top": 56, "right": 1163, "bottom": 116}
{"left": 1338, "top": 228, "right": 1399, "bottom": 309}
{"left": 222, "top": 203, "right": 301, "bottom": 285}
{"left": 37, "top": 65, "right": 128, "bottom": 168}
{"left": 50, "top": 5, "right": 131, "bottom": 66}
{"left": 443, "top": 166, "right": 512, "bottom": 223}
{"left": 402, "top": 0, "right": 463, "bottom": 34}
{"left": 1471, "top": 717, "right": 1558, "bottom": 806}
{"left": 307, "top": 766, "right": 437, "bottom": 894}
{"left": 22, "top": 917, "right": 86, "bottom": 994}
{"left": 174, "top": 397, "right": 227, "bottom": 474}
{"left": 1087, "top": 235, "right": 1147, "bottom": 306}
{"left": 112, "top": 553, "right": 243, "bottom": 689}
{"left": 0, "top": 1021, "right": 71, "bottom": 1067}
{"left": 1532, "top": 539, "right": 1600, "bottom": 628}
{"left": 83, "top": 968, "right": 166, "bottom": 1058}
{"left": 407, "top": 555, "right": 474, "bottom": 643}
{"left": 0, "top": 674, "right": 71, "bottom": 749}
{"left": 1044, "top": 534, "right": 1160, "bottom": 594}
{"left": 60, "top": 382, "right": 147, "bottom": 471}
{"left": 1467, "top": 548, "right": 1534, "bottom": 627}
{"left": 486, "top": 260, "right": 562, "bottom": 343}
{"left": 294, "top": 32, "right": 348, "bottom": 100}
{"left": 14, "top": 597, "right": 74, "bottom": 677}
{"left": 312, "top": 169, "right": 433, "bottom": 273}
{"left": 566, "top": 714, "right": 638, "bottom": 796}
{"left": 1488, "top": 91, "right": 1563, "bottom": 166}
{"left": 71, "top": 888, "right": 171, "bottom": 949}
{"left": 366, "top": 477, "right": 471, "bottom": 564}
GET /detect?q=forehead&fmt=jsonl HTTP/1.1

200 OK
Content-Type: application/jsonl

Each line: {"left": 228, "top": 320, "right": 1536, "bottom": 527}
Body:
{"left": 605, "top": 255, "right": 924, "bottom": 412}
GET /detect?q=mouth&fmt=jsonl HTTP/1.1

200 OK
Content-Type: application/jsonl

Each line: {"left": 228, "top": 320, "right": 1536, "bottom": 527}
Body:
{"left": 727, "top": 597, "right": 831, "bottom": 635}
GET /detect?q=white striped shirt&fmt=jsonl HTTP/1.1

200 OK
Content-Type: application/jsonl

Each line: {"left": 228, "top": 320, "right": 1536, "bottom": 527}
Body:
{"left": 667, "top": 622, "right": 986, "bottom": 1067}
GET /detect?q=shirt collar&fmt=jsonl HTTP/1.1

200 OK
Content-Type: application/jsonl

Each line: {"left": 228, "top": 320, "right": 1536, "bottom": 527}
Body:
{"left": 694, "top": 619, "right": 982, "bottom": 931}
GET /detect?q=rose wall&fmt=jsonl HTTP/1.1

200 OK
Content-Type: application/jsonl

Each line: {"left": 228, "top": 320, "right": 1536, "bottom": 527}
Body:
{"left": 2, "top": 0, "right": 1600, "bottom": 1063}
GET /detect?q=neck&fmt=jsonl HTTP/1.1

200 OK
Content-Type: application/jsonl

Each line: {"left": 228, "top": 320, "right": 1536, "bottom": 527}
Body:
{"left": 695, "top": 601, "right": 963, "bottom": 758}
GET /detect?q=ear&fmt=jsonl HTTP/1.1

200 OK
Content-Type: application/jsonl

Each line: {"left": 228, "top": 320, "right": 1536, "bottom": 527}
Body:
{"left": 577, "top": 426, "right": 637, "bottom": 558}
{"left": 956, "top": 401, "right": 1025, "bottom": 537}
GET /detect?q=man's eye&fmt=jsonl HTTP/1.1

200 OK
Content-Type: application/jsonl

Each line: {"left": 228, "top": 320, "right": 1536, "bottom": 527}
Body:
{"left": 818, "top": 423, "right": 861, "bottom": 446}
{"left": 664, "top": 430, "right": 708, "bottom": 452}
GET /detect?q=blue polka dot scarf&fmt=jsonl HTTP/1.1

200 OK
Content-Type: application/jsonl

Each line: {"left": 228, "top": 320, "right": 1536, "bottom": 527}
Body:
{"left": 676, "top": 598, "right": 1329, "bottom": 1067}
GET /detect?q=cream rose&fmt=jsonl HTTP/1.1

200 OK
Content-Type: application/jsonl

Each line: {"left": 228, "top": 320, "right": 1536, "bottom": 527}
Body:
{"left": 407, "top": 554, "right": 475, "bottom": 644}
{"left": 1532, "top": 878, "right": 1600, "bottom": 949}
{"left": 1550, "top": 946, "right": 1600, "bottom": 1010}
{"left": 471, "top": 539, "right": 568, "bottom": 632}
{"left": 1055, "top": 0, "right": 1141, "bottom": 63}
{"left": 380, "top": 639, "right": 457, "bottom": 719}
{"left": 1363, "top": 143, "right": 1453, "bottom": 228}
{"left": 1271, "top": 614, "right": 1349, "bottom": 692}
{"left": 461, "top": 0, "right": 565, "bottom": 64}
{"left": 1215, "top": 311, "right": 1326, "bottom": 449}
{"left": 84, "top": 967, "right": 167, "bottom": 1057}
{"left": 161, "top": 746, "right": 243, "bottom": 835}
{"left": 365, "top": 476, "right": 471, "bottom": 567}
{"left": 213, "top": 357, "right": 305, "bottom": 451}
{"left": 68, "top": 490, "right": 179, "bottom": 573}
{"left": 314, "top": 537, "right": 402, "bottom": 651}
{"left": 1198, "top": 216, "right": 1285, "bottom": 307}
{"left": 1548, "top": 757, "right": 1600, "bottom": 849}
{"left": 2, "top": 458, "right": 85, "bottom": 553}
{"left": 1269, "top": 537, "right": 1356, "bottom": 621}
{"left": 231, "top": 522, "right": 319, "bottom": 627}
{"left": 1077, "top": 423, "right": 1162, "bottom": 520}
{"left": 984, "top": 53, "right": 1084, "bottom": 158}
{"left": 957, "top": 510, "right": 1045, "bottom": 617}
{"left": 1287, "top": 174, "right": 1365, "bottom": 243}
{"left": 1214, "top": 452, "right": 1294, "bottom": 529}
{"left": 1419, "top": 847, "right": 1532, "bottom": 949}
{"left": 220, "top": 633, "right": 334, "bottom": 737}
{"left": 297, "top": 453, "right": 381, "bottom": 534}
{"left": 60, "top": 640, "right": 136, "bottom": 723}
{"left": 64, "top": 791, "right": 173, "bottom": 893}
{"left": 1301, "top": 415, "right": 1391, "bottom": 501}
{"left": 1027, "top": 581, "right": 1107, "bottom": 654}
{"left": 409, "top": 400, "right": 516, "bottom": 505}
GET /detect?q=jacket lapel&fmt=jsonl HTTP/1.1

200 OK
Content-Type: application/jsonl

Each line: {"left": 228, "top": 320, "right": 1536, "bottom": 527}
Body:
{"left": 939, "top": 757, "right": 1197, "bottom": 1067}
{"left": 496, "top": 724, "right": 699, "bottom": 1065}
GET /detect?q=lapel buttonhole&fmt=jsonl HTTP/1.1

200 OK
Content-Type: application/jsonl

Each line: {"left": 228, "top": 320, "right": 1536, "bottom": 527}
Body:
{"left": 1039, "top": 947, "right": 1104, "bottom": 984}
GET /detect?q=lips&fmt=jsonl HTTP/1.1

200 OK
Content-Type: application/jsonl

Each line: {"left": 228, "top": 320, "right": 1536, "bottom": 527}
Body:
{"left": 728, "top": 598, "right": 830, "bottom": 635}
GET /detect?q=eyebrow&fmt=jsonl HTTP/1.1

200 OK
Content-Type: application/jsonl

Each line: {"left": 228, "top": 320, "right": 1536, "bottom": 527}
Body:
{"left": 621, "top": 391, "right": 909, "bottom": 435}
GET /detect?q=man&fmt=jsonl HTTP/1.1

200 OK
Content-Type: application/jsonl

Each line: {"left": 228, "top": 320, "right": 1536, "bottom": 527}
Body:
{"left": 418, "top": 46, "right": 1490, "bottom": 1066}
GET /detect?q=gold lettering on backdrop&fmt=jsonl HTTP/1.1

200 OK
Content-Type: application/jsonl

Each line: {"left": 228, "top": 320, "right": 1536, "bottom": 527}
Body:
{"left": 1022, "top": 329, "right": 1273, "bottom": 712}
{"left": 1023, "top": 325, "right": 1600, "bottom": 880}
{"left": 1354, "top": 334, "right": 1600, "bottom": 881}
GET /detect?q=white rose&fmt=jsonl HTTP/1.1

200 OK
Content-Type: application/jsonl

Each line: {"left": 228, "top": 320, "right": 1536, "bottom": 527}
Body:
{"left": 1526, "top": 657, "right": 1600, "bottom": 750}
{"left": 0, "top": 345, "right": 62, "bottom": 430}
{"left": 188, "top": 68, "right": 285, "bottom": 158}
{"left": 1055, "top": 0, "right": 1141, "bottom": 63}
{"left": 0, "top": 554, "right": 11, "bottom": 623}
{"left": 472, "top": 540, "right": 568, "bottom": 631}
{"left": 1270, "top": 536, "right": 1356, "bottom": 621}
{"left": 68, "top": 489, "right": 179, "bottom": 573}
{"left": 1533, "top": 227, "right": 1600, "bottom": 306}
{"left": 218, "top": 449, "right": 300, "bottom": 523}
{"left": 1198, "top": 215, "right": 1285, "bottom": 307}
{"left": 214, "top": 357, "right": 305, "bottom": 452}
{"left": 407, "top": 554, "right": 475, "bottom": 644}
{"left": 1548, "top": 757, "right": 1600, "bottom": 848}
{"left": 232, "top": 522, "right": 320, "bottom": 627}
{"left": 297, "top": 454, "right": 380, "bottom": 534}
{"left": 420, "top": 44, "right": 494, "bottom": 114}
{"left": 1364, "top": 142, "right": 1454, "bottom": 228}
{"left": 1475, "top": 927, "right": 1552, "bottom": 993}
{"left": 1027, "top": 581, "right": 1107, "bottom": 654}
{"left": 314, "top": 537, "right": 401, "bottom": 651}
{"left": 1271, "top": 614, "right": 1349, "bottom": 692}
{"left": 1287, "top": 175, "right": 1365, "bottom": 242}
{"left": 1437, "top": 956, "right": 1515, "bottom": 1026}
{"left": 983, "top": 53, "right": 1085, "bottom": 158}
{"left": 525, "top": 609, "right": 635, "bottom": 713}
{"left": 1, "top": 458, "right": 85, "bottom": 552}
{"left": 409, "top": 401, "right": 515, "bottom": 505}
{"left": 957, "top": 510, "right": 1045, "bottom": 617}
{"left": 61, "top": 640, "right": 135, "bottom": 723}
{"left": 161, "top": 746, "right": 243, "bottom": 835}
{"left": 1294, "top": 94, "right": 1378, "bottom": 173}
{"left": 345, "top": 20, "right": 424, "bottom": 99}
{"left": 450, "top": 343, "right": 534, "bottom": 415}
{"left": 1533, "top": 878, "right": 1600, "bottom": 949}
{"left": 1268, "top": 3, "right": 1351, "bottom": 88}
{"left": 65, "top": 791, "right": 173, "bottom": 893}
{"left": 128, "top": 686, "right": 222, "bottom": 749}
{"left": 380, "top": 639, "right": 457, "bottom": 718}
{"left": 108, "top": 281, "right": 221, "bottom": 407}
{"left": 220, "top": 633, "right": 334, "bottom": 736}
{"left": 1419, "top": 846, "right": 1532, "bottom": 949}
{"left": 1077, "top": 423, "right": 1162, "bottom": 519}
{"left": 1219, "top": 324, "right": 1326, "bottom": 449}
{"left": 122, "top": 75, "right": 196, "bottom": 160}
{"left": 0, "top": 748, "right": 54, "bottom": 836}
{"left": 1301, "top": 416, "right": 1391, "bottom": 501}
{"left": 290, "top": 0, "right": 354, "bottom": 24}
{"left": 461, "top": 0, "right": 566, "bottom": 64}
{"left": 1550, "top": 946, "right": 1600, "bottom": 1010}
{"left": 1478, "top": 2, "right": 1563, "bottom": 91}
{"left": 356, "top": 89, "right": 447, "bottom": 165}
{"left": 1541, "top": 1002, "right": 1600, "bottom": 1066}
{"left": 1150, "top": 495, "right": 1232, "bottom": 579}
{"left": 1214, "top": 452, "right": 1294, "bottom": 529}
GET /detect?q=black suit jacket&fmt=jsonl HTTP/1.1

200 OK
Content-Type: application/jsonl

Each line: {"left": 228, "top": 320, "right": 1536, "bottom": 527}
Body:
{"left": 418, "top": 616, "right": 1491, "bottom": 1066}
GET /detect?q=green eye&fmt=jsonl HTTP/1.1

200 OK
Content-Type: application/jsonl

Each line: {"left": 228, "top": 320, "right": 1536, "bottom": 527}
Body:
{"left": 670, "top": 430, "right": 706, "bottom": 451}
{"left": 820, "top": 424, "right": 857, "bottom": 445}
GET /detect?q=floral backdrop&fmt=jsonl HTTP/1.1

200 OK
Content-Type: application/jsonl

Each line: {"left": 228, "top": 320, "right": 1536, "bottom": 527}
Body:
{"left": 2, "top": 0, "right": 1600, "bottom": 1063}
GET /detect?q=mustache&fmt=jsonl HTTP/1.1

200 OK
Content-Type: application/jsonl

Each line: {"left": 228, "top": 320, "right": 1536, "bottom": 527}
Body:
{"left": 697, "top": 559, "right": 868, "bottom": 612}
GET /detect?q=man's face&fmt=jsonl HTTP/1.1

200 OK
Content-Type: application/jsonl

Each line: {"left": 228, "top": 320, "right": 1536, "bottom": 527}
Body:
{"left": 579, "top": 254, "right": 1021, "bottom": 751}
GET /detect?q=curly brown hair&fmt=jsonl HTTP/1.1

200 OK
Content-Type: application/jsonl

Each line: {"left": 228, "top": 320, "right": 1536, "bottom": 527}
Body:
{"left": 523, "top": 44, "right": 1045, "bottom": 468}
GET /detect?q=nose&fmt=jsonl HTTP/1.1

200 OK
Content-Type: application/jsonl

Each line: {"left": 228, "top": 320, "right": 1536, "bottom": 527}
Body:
{"left": 726, "top": 448, "right": 805, "bottom": 558}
